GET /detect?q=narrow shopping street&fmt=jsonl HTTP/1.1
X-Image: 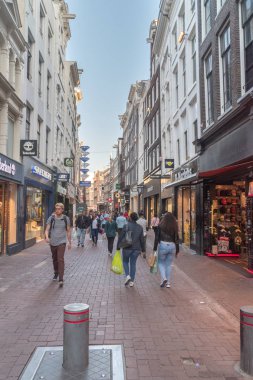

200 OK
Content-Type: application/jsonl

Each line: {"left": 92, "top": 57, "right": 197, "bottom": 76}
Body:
{"left": 0, "top": 233, "right": 252, "bottom": 380}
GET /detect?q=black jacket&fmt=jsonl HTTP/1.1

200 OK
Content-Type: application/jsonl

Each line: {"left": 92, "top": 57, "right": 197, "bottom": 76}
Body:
{"left": 75, "top": 215, "right": 91, "bottom": 229}
{"left": 153, "top": 226, "right": 179, "bottom": 253}
{"left": 117, "top": 221, "right": 145, "bottom": 252}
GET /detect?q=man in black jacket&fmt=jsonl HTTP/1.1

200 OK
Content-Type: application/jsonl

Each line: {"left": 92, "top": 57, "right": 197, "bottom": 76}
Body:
{"left": 75, "top": 211, "right": 91, "bottom": 247}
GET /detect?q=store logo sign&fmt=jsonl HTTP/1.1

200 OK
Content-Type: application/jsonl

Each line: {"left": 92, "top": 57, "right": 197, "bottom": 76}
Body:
{"left": 20, "top": 140, "right": 37, "bottom": 156}
{"left": 31, "top": 166, "right": 52, "bottom": 181}
{"left": 0, "top": 158, "right": 16, "bottom": 176}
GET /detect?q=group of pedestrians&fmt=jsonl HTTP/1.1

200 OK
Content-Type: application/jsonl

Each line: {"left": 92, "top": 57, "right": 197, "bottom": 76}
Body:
{"left": 45, "top": 203, "right": 179, "bottom": 289}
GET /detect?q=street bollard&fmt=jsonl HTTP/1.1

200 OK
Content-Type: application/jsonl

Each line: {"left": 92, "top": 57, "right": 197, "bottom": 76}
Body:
{"left": 63, "top": 303, "right": 89, "bottom": 373}
{"left": 240, "top": 306, "right": 253, "bottom": 376}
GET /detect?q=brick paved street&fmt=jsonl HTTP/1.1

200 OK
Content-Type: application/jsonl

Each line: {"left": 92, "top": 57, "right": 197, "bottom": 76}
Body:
{"left": 0, "top": 233, "right": 253, "bottom": 380}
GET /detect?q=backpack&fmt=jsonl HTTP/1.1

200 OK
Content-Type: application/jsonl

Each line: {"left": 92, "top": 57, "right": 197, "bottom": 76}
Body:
{"left": 49, "top": 215, "right": 68, "bottom": 237}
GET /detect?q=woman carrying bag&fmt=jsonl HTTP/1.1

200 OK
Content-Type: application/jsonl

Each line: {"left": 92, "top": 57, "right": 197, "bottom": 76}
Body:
{"left": 117, "top": 212, "right": 145, "bottom": 287}
{"left": 153, "top": 212, "right": 179, "bottom": 288}
{"left": 104, "top": 215, "right": 117, "bottom": 256}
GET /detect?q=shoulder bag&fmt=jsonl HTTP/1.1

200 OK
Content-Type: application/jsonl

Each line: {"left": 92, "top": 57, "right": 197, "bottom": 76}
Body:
{"left": 118, "top": 223, "right": 133, "bottom": 249}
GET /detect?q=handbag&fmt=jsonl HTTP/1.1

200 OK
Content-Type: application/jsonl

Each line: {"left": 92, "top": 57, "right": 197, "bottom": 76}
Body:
{"left": 148, "top": 251, "right": 157, "bottom": 268}
{"left": 150, "top": 257, "right": 158, "bottom": 273}
{"left": 118, "top": 224, "right": 132, "bottom": 248}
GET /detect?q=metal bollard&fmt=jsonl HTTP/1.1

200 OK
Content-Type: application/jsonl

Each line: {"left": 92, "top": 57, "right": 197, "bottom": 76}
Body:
{"left": 240, "top": 306, "right": 253, "bottom": 376}
{"left": 63, "top": 303, "right": 89, "bottom": 373}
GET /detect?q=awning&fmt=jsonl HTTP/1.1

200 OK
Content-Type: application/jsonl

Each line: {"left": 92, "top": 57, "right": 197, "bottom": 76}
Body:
{"left": 198, "top": 160, "right": 253, "bottom": 179}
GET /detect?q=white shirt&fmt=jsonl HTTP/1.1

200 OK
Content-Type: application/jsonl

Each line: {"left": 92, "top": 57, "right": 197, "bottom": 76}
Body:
{"left": 92, "top": 219, "right": 98, "bottom": 229}
{"left": 137, "top": 217, "right": 147, "bottom": 236}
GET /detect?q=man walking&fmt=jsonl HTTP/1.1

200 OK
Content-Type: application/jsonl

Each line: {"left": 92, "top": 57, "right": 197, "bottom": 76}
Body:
{"left": 45, "top": 203, "right": 71, "bottom": 287}
{"left": 137, "top": 212, "right": 147, "bottom": 258}
{"left": 116, "top": 212, "right": 126, "bottom": 236}
{"left": 75, "top": 210, "right": 91, "bottom": 247}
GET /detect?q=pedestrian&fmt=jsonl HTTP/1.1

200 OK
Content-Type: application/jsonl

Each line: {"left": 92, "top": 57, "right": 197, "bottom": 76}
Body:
{"left": 117, "top": 212, "right": 145, "bottom": 287}
{"left": 116, "top": 212, "right": 126, "bottom": 236}
{"left": 153, "top": 212, "right": 179, "bottom": 288}
{"left": 104, "top": 215, "right": 117, "bottom": 256}
{"left": 91, "top": 214, "right": 100, "bottom": 246}
{"left": 137, "top": 212, "right": 147, "bottom": 258}
{"left": 150, "top": 213, "right": 160, "bottom": 236}
{"left": 75, "top": 210, "right": 91, "bottom": 247}
{"left": 45, "top": 203, "right": 71, "bottom": 287}
{"left": 123, "top": 210, "right": 129, "bottom": 219}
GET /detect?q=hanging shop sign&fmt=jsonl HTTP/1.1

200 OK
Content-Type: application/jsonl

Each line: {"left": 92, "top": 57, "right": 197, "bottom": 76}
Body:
{"left": 31, "top": 165, "right": 52, "bottom": 181}
{"left": 79, "top": 181, "right": 91, "bottom": 187}
{"left": 54, "top": 173, "right": 70, "bottom": 182}
{"left": 20, "top": 140, "right": 37, "bottom": 156}
{"left": 64, "top": 158, "right": 74, "bottom": 167}
{"left": 165, "top": 159, "right": 174, "bottom": 169}
{"left": 80, "top": 146, "right": 90, "bottom": 152}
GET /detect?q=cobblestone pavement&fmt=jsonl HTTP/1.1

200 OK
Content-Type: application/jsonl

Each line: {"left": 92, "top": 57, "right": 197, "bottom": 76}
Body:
{"left": 0, "top": 233, "right": 253, "bottom": 380}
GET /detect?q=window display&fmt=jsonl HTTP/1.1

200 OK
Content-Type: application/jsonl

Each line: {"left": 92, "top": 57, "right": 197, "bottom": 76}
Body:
{"left": 206, "top": 182, "right": 246, "bottom": 256}
{"left": 26, "top": 187, "right": 45, "bottom": 241}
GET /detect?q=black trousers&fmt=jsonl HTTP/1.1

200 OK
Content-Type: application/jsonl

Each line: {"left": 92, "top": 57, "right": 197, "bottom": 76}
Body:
{"left": 107, "top": 236, "right": 115, "bottom": 253}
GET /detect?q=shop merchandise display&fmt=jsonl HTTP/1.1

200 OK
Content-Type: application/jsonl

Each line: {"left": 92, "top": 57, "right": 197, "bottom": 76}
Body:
{"left": 205, "top": 183, "right": 246, "bottom": 256}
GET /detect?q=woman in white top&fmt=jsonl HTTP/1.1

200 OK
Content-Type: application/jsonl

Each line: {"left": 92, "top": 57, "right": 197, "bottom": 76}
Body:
{"left": 150, "top": 214, "right": 160, "bottom": 236}
{"left": 91, "top": 215, "right": 100, "bottom": 246}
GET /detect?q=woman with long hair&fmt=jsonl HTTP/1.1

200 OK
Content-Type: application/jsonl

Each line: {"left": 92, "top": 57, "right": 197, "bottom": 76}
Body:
{"left": 104, "top": 215, "right": 117, "bottom": 256}
{"left": 153, "top": 212, "right": 179, "bottom": 288}
{"left": 150, "top": 213, "right": 160, "bottom": 236}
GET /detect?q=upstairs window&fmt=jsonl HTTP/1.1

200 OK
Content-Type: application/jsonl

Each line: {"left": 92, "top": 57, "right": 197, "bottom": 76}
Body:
{"left": 205, "top": 53, "right": 214, "bottom": 124}
{"left": 220, "top": 25, "right": 232, "bottom": 110}
{"left": 204, "top": 0, "right": 211, "bottom": 35}
{"left": 242, "top": 0, "right": 253, "bottom": 91}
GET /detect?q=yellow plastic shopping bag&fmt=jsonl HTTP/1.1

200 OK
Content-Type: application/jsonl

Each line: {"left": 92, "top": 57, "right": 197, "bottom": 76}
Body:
{"left": 111, "top": 250, "right": 123, "bottom": 275}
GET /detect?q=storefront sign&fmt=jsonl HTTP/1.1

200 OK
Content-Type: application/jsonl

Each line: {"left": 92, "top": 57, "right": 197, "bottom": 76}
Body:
{"left": 79, "top": 181, "right": 91, "bottom": 187}
{"left": 55, "top": 173, "right": 70, "bottom": 182}
{"left": 20, "top": 140, "right": 37, "bottom": 156}
{"left": 175, "top": 167, "right": 193, "bottom": 181}
{"left": 0, "top": 157, "right": 16, "bottom": 176}
{"left": 172, "top": 160, "right": 198, "bottom": 183}
{"left": 165, "top": 159, "right": 174, "bottom": 169}
{"left": 0, "top": 154, "right": 23, "bottom": 183}
{"left": 64, "top": 158, "right": 74, "bottom": 167}
{"left": 31, "top": 166, "right": 52, "bottom": 181}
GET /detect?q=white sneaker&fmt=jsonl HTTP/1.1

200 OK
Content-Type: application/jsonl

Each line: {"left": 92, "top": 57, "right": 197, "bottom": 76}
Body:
{"left": 166, "top": 283, "right": 171, "bottom": 288}
{"left": 129, "top": 281, "right": 134, "bottom": 287}
{"left": 124, "top": 275, "right": 131, "bottom": 286}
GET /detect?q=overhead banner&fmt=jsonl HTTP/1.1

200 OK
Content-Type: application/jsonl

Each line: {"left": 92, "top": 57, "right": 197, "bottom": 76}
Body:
{"left": 81, "top": 151, "right": 90, "bottom": 157}
{"left": 81, "top": 162, "right": 90, "bottom": 168}
{"left": 80, "top": 146, "right": 90, "bottom": 152}
{"left": 80, "top": 169, "right": 89, "bottom": 173}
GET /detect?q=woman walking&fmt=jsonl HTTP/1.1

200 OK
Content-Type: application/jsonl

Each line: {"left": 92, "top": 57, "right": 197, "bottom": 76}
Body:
{"left": 91, "top": 214, "right": 100, "bottom": 247}
{"left": 150, "top": 213, "right": 160, "bottom": 236}
{"left": 104, "top": 216, "right": 117, "bottom": 256}
{"left": 117, "top": 212, "right": 145, "bottom": 287}
{"left": 153, "top": 212, "right": 179, "bottom": 288}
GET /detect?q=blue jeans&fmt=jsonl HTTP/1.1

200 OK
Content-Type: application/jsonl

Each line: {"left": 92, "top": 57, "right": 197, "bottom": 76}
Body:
{"left": 122, "top": 249, "right": 140, "bottom": 281}
{"left": 77, "top": 228, "right": 86, "bottom": 245}
{"left": 158, "top": 241, "right": 176, "bottom": 282}
{"left": 91, "top": 228, "right": 98, "bottom": 243}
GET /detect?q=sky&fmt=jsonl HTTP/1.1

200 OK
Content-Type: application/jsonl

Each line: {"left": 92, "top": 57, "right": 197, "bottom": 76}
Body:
{"left": 66, "top": 0, "right": 160, "bottom": 177}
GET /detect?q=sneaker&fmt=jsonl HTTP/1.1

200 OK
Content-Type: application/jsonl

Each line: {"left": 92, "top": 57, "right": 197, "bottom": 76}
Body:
{"left": 129, "top": 281, "right": 134, "bottom": 287}
{"left": 77, "top": 242, "right": 80, "bottom": 247}
{"left": 160, "top": 279, "right": 167, "bottom": 288}
{"left": 59, "top": 280, "right": 63, "bottom": 287}
{"left": 166, "top": 283, "right": 171, "bottom": 288}
{"left": 81, "top": 244, "right": 84, "bottom": 247}
{"left": 124, "top": 275, "right": 131, "bottom": 286}
{"left": 53, "top": 274, "right": 58, "bottom": 281}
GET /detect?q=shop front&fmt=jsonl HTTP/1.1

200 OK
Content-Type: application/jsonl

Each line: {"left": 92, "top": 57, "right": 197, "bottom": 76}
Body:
{"left": 24, "top": 157, "right": 55, "bottom": 248}
{"left": 166, "top": 159, "right": 201, "bottom": 252}
{"left": 0, "top": 154, "right": 23, "bottom": 255}
{"left": 143, "top": 178, "right": 161, "bottom": 226}
{"left": 199, "top": 116, "right": 253, "bottom": 273}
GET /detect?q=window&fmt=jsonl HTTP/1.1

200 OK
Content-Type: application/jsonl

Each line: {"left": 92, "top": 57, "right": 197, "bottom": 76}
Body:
{"left": 37, "top": 119, "right": 41, "bottom": 159}
{"left": 220, "top": 25, "right": 231, "bottom": 110}
{"left": 7, "top": 118, "right": 14, "bottom": 158}
{"left": 177, "top": 139, "right": 181, "bottom": 166}
{"left": 179, "top": 4, "right": 185, "bottom": 33}
{"left": 46, "top": 127, "right": 50, "bottom": 164}
{"left": 242, "top": 0, "right": 253, "bottom": 91}
{"left": 204, "top": 0, "right": 211, "bottom": 35}
{"left": 39, "top": 5, "right": 45, "bottom": 35}
{"left": 205, "top": 53, "right": 214, "bottom": 124}
{"left": 184, "top": 131, "right": 188, "bottom": 160}
{"left": 172, "top": 23, "right": 177, "bottom": 53}
{"left": 46, "top": 71, "right": 51, "bottom": 109}
{"left": 48, "top": 28, "right": 52, "bottom": 55}
{"left": 38, "top": 54, "right": 43, "bottom": 97}
{"left": 25, "top": 106, "right": 31, "bottom": 139}
{"left": 192, "top": 35, "right": 197, "bottom": 83}
{"left": 27, "top": 30, "right": 34, "bottom": 81}
{"left": 193, "top": 120, "right": 198, "bottom": 153}
{"left": 174, "top": 67, "right": 179, "bottom": 109}
{"left": 182, "top": 54, "right": 186, "bottom": 97}
{"left": 217, "top": 0, "right": 225, "bottom": 12}
{"left": 191, "top": 0, "right": 196, "bottom": 13}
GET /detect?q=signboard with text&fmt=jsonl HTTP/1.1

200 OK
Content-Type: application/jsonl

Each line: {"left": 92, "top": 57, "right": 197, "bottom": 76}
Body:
{"left": 79, "top": 181, "right": 91, "bottom": 187}
{"left": 64, "top": 158, "right": 74, "bottom": 167}
{"left": 20, "top": 140, "right": 37, "bottom": 156}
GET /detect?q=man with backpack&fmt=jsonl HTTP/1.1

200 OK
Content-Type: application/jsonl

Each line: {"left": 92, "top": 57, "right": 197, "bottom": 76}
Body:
{"left": 75, "top": 210, "right": 91, "bottom": 247}
{"left": 45, "top": 203, "right": 71, "bottom": 287}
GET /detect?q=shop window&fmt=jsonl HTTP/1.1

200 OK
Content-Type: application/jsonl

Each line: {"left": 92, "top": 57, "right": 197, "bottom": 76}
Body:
{"left": 26, "top": 187, "right": 45, "bottom": 241}
{"left": 8, "top": 183, "right": 17, "bottom": 245}
{"left": 190, "top": 186, "right": 197, "bottom": 245}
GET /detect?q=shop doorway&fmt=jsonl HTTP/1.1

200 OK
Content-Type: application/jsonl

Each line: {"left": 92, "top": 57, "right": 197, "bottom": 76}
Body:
{"left": 177, "top": 186, "right": 197, "bottom": 249}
